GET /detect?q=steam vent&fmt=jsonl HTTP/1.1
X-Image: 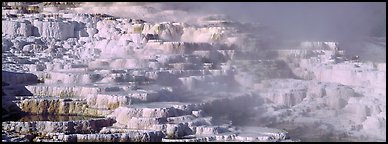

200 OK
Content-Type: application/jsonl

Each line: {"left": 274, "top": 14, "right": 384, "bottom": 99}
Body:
{"left": 2, "top": 2, "right": 386, "bottom": 142}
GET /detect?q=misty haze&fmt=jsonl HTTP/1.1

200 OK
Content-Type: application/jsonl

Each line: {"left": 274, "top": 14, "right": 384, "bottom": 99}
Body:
{"left": 2, "top": 2, "right": 386, "bottom": 142}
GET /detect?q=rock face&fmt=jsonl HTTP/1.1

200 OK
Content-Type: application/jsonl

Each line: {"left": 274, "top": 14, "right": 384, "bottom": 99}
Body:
{"left": 2, "top": 2, "right": 385, "bottom": 142}
{"left": 249, "top": 41, "right": 386, "bottom": 141}
{"left": 2, "top": 20, "right": 33, "bottom": 37}
{"left": 32, "top": 20, "right": 76, "bottom": 40}
{"left": 2, "top": 117, "right": 115, "bottom": 134}
{"left": 2, "top": 20, "right": 76, "bottom": 40}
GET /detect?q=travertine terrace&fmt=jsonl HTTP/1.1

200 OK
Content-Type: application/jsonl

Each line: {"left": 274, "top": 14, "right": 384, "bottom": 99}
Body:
{"left": 2, "top": 2, "right": 386, "bottom": 142}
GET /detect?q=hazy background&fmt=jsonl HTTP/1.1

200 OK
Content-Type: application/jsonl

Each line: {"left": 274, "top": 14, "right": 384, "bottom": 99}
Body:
{"left": 78, "top": 2, "right": 386, "bottom": 41}
{"left": 76, "top": 2, "right": 386, "bottom": 61}
{"left": 195, "top": 2, "right": 386, "bottom": 41}
{"left": 191, "top": 2, "right": 386, "bottom": 62}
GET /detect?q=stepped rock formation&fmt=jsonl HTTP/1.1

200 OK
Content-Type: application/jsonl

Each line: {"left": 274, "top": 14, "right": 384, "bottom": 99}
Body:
{"left": 2, "top": 2, "right": 385, "bottom": 142}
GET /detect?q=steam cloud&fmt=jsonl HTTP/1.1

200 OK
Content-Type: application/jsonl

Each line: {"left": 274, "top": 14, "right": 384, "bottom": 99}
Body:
{"left": 73, "top": 2, "right": 385, "bottom": 63}
{"left": 75, "top": 2, "right": 386, "bottom": 41}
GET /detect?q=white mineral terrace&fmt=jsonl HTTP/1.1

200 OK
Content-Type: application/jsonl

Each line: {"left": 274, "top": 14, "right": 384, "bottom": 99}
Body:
{"left": 2, "top": 2, "right": 386, "bottom": 142}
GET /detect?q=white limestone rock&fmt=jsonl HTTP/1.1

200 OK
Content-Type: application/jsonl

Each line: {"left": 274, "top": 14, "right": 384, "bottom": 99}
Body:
{"left": 86, "top": 94, "right": 131, "bottom": 110}
{"left": 2, "top": 20, "right": 33, "bottom": 37}
{"left": 66, "top": 130, "right": 164, "bottom": 142}
{"left": 126, "top": 117, "right": 167, "bottom": 129}
{"left": 145, "top": 22, "right": 183, "bottom": 41}
{"left": 256, "top": 78, "right": 385, "bottom": 141}
{"left": 1, "top": 5, "right": 385, "bottom": 142}
{"left": 2, "top": 118, "right": 115, "bottom": 134}
{"left": 165, "top": 123, "right": 193, "bottom": 138}
{"left": 32, "top": 20, "right": 75, "bottom": 40}
{"left": 324, "top": 84, "right": 356, "bottom": 110}
{"left": 25, "top": 84, "right": 101, "bottom": 98}
{"left": 108, "top": 106, "right": 179, "bottom": 126}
